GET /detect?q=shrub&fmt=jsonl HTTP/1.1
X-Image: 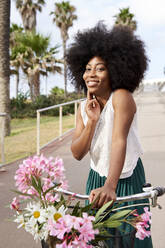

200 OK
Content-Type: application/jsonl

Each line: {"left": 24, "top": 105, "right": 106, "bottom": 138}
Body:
{"left": 10, "top": 91, "right": 85, "bottom": 118}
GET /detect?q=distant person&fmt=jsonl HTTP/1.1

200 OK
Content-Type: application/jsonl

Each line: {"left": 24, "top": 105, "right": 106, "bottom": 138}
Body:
{"left": 67, "top": 22, "right": 153, "bottom": 247}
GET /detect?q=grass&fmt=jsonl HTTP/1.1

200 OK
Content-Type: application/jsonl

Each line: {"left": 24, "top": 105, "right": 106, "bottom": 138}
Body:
{"left": 3, "top": 115, "right": 75, "bottom": 164}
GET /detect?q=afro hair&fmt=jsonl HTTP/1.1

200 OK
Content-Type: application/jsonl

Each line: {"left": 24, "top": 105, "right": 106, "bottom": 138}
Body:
{"left": 66, "top": 22, "right": 148, "bottom": 93}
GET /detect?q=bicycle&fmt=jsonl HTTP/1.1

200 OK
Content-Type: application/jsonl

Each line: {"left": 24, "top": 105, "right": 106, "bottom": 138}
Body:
{"left": 42, "top": 184, "right": 165, "bottom": 248}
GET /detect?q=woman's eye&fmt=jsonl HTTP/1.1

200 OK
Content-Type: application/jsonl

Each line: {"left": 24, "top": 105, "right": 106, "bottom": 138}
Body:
{"left": 96, "top": 67, "right": 105, "bottom": 72}
{"left": 85, "top": 67, "right": 105, "bottom": 73}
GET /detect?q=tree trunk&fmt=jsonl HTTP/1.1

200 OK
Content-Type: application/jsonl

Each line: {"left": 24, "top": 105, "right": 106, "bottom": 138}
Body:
{"left": 22, "top": 9, "right": 36, "bottom": 31}
{"left": 63, "top": 39, "right": 67, "bottom": 97}
{"left": 33, "top": 72, "right": 40, "bottom": 99}
{"left": 28, "top": 77, "right": 35, "bottom": 102}
{"left": 0, "top": 0, "right": 11, "bottom": 136}
{"left": 28, "top": 72, "right": 40, "bottom": 101}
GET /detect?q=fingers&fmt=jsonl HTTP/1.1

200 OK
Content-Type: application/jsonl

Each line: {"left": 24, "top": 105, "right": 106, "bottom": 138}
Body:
{"left": 86, "top": 91, "right": 99, "bottom": 111}
{"left": 87, "top": 90, "right": 93, "bottom": 100}
{"left": 98, "top": 193, "right": 106, "bottom": 208}
{"left": 89, "top": 189, "right": 100, "bottom": 207}
{"left": 88, "top": 99, "right": 96, "bottom": 109}
{"left": 89, "top": 190, "right": 95, "bottom": 203}
{"left": 89, "top": 190, "right": 116, "bottom": 208}
{"left": 87, "top": 99, "right": 99, "bottom": 110}
{"left": 89, "top": 189, "right": 105, "bottom": 208}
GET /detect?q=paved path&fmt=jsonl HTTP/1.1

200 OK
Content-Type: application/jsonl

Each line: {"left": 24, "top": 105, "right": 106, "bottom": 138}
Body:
{"left": 0, "top": 91, "right": 165, "bottom": 248}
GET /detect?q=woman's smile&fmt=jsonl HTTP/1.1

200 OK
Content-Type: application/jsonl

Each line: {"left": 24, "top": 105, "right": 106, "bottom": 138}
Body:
{"left": 87, "top": 80, "right": 100, "bottom": 87}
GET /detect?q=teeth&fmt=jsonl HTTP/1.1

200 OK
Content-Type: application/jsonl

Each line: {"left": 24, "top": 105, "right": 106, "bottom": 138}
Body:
{"left": 88, "top": 81, "right": 98, "bottom": 86}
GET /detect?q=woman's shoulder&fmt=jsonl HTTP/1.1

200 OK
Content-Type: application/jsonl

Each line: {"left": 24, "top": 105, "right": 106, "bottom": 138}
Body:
{"left": 113, "top": 88, "right": 132, "bottom": 97}
{"left": 112, "top": 89, "right": 136, "bottom": 112}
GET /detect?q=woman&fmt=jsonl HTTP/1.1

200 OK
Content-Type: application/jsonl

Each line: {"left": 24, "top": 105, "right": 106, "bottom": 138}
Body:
{"left": 66, "top": 23, "right": 153, "bottom": 247}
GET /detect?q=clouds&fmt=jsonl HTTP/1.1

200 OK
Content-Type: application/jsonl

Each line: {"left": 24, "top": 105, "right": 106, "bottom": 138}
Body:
{"left": 128, "top": 0, "right": 165, "bottom": 27}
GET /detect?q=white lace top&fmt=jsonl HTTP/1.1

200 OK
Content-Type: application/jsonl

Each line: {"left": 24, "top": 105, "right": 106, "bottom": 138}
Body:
{"left": 80, "top": 93, "right": 143, "bottom": 179}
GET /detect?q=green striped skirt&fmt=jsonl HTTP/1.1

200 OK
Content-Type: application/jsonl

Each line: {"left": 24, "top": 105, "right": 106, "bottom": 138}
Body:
{"left": 86, "top": 158, "right": 153, "bottom": 248}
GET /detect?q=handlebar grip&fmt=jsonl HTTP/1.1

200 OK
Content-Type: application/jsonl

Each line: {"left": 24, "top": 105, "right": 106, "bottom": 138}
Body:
{"left": 154, "top": 186, "right": 165, "bottom": 197}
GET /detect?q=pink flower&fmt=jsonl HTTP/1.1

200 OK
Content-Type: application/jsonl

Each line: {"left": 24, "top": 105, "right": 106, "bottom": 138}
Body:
{"left": 141, "top": 207, "right": 152, "bottom": 225}
{"left": 64, "top": 215, "right": 82, "bottom": 230}
{"left": 48, "top": 213, "right": 98, "bottom": 247}
{"left": 45, "top": 193, "right": 59, "bottom": 203}
{"left": 48, "top": 218, "right": 68, "bottom": 240}
{"left": 27, "top": 188, "right": 39, "bottom": 197}
{"left": 78, "top": 221, "right": 98, "bottom": 243}
{"left": 135, "top": 222, "right": 151, "bottom": 240}
{"left": 10, "top": 197, "right": 20, "bottom": 211}
{"left": 135, "top": 207, "right": 152, "bottom": 240}
{"left": 48, "top": 219, "right": 57, "bottom": 236}
{"left": 14, "top": 155, "right": 68, "bottom": 202}
{"left": 82, "top": 212, "right": 95, "bottom": 222}
{"left": 56, "top": 241, "right": 68, "bottom": 248}
{"left": 60, "top": 179, "right": 68, "bottom": 190}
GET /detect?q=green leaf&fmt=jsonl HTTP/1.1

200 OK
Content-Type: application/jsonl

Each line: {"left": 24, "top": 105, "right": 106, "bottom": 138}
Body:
{"left": 71, "top": 201, "right": 80, "bottom": 216}
{"left": 55, "top": 198, "right": 66, "bottom": 210}
{"left": 103, "top": 220, "right": 122, "bottom": 228}
{"left": 37, "top": 177, "right": 43, "bottom": 194}
{"left": 108, "top": 210, "right": 132, "bottom": 221}
{"left": 11, "top": 189, "right": 36, "bottom": 199}
{"left": 80, "top": 202, "right": 95, "bottom": 214}
{"left": 95, "top": 200, "right": 113, "bottom": 221}
{"left": 31, "top": 175, "right": 39, "bottom": 192}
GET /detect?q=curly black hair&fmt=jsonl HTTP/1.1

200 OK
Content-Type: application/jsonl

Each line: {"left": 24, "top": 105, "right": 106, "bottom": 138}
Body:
{"left": 66, "top": 22, "right": 148, "bottom": 93}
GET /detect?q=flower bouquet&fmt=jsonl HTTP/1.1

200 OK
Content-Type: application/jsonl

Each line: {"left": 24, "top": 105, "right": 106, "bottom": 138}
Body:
{"left": 10, "top": 155, "right": 151, "bottom": 248}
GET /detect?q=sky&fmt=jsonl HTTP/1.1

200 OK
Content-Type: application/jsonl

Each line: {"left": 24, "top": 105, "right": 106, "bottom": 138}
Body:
{"left": 10, "top": 0, "right": 165, "bottom": 98}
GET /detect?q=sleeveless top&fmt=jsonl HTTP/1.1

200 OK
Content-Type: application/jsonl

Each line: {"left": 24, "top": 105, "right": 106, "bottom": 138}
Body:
{"left": 80, "top": 93, "right": 143, "bottom": 179}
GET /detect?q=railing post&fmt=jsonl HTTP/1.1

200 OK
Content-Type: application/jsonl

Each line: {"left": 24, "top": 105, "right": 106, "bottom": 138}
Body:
{"left": 1, "top": 115, "right": 5, "bottom": 164}
{"left": 74, "top": 101, "right": 78, "bottom": 127}
{"left": 37, "top": 110, "right": 40, "bottom": 155}
{"left": 59, "top": 106, "right": 63, "bottom": 140}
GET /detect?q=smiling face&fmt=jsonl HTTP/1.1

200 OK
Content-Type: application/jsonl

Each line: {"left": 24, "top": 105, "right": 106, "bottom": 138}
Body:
{"left": 83, "top": 56, "right": 111, "bottom": 97}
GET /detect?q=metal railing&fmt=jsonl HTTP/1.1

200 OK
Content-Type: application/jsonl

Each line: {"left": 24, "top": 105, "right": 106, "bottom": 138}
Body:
{"left": 36, "top": 98, "right": 85, "bottom": 155}
{"left": 0, "top": 112, "right": 7, "bottom": 167}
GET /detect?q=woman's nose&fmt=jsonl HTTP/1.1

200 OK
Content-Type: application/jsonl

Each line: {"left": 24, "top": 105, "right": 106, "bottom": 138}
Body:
{"left": 89, "top": 68, "right": 96, "bottom": 76}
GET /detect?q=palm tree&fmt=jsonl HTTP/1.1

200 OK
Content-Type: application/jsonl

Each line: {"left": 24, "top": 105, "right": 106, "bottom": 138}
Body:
{"left": 10, "top": 23, "right": 24, "bottom": 97}
{"left": 51, "top": 1, "right": 77, "bottom": 96}
{"left": 0, "top": 0, "right": 11, "bottom": 136}
{"left": 114, "top": 7, "right": 137, "bottom": 31}
{"left": 13, "top": 31, "right": 62, "bottom": 100}
{"left": 15, "top": 0, "right": 45, "bottom": 31}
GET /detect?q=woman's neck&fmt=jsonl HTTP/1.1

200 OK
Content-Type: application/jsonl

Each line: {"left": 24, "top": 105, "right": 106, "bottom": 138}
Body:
{"left": 95, "top": 91, "right": 111, "bottom": 110}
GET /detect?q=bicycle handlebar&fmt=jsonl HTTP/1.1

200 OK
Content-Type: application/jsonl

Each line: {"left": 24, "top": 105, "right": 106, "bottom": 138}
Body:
{"left": 54, "top": 186, "right": 165, "bottom": 206}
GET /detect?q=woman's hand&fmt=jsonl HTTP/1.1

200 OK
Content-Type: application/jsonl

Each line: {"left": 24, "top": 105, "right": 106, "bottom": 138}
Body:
{"left": 85, "top": 91, "right": 100, "bottom": 122}
{"left": 89, "top": 183, "right": 116, "bottom": 208}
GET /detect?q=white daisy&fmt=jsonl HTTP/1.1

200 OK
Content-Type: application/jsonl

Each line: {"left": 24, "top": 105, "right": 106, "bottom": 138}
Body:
{"left": 47, "top": 205, "right": 67, "bottom": 223}
{"left": 14, "top": 213, "right": 26, "bottom": 229}
{"left": 25, "top": 219, "right": 48, "bottom": 241}
{"left": 25, "top": 202, "right": 47, "bottom": 224}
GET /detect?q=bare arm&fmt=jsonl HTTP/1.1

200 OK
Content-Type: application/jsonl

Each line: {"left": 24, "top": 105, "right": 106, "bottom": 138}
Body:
{"left": 89, "top": 89, "right": 136, "bottom": 207}
{"left": 71, "top": 91, "right": 101, "bottom": 160}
